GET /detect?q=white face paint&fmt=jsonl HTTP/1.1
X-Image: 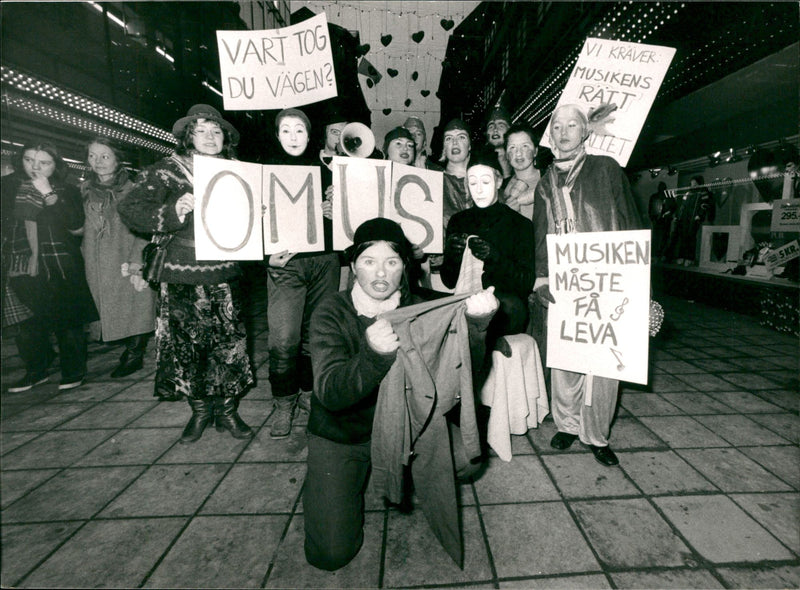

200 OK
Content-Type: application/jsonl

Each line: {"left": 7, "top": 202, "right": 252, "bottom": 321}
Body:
{"left": 278, "top": 116, "right": 309, "bottom": 156}
{"left": 352, "top": 241, "right": 404, "bottom": 301}
{"left": 467, "top": 164, "right": 501, "bottom": 208}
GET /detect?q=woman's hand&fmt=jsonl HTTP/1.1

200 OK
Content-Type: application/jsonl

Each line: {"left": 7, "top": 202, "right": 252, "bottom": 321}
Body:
{"left": 465, "top": 286, "right": 499, "bottom": 317}
{"left": 322, "top": 185, "right": 334, "bottom": 220}
{"left": 43, "top": 192, "right": 59, "bottom": 206}
{"left": 411, "top": 243, "right": 425, "bottom": 260}
{"left": 175, "top": 192, "right": 194, "bottom": 223}
{"left": 31, "top": 174, "right": 53, "bottom": 197}
{"left": 322, "top": 185, "right": 333, "bottom": 219}
{"left": 26, "top": 255, "right": 39, "bottom": 277}
{"left": 268, "top": 250, "right": 296, "bottom": 268}
{"left": 366, "top": 318, "right": 399, "bottom": 354}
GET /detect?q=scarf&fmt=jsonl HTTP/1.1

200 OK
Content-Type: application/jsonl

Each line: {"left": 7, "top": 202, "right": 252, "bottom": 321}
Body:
{"left": 14, "top": 180, "right": 45, "bottom": 221}
{"left": 351, "top": 281, "right": 401, "bottom": 318}
{"left": 547, "top": 144, "right": 587, "bottom": 235}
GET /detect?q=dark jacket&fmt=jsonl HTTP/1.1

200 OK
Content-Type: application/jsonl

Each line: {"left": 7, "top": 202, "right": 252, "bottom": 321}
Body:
{"left": 118, "top": 155, "right": 239, "bottom": 285}
{"left": 441, "top": 201, "right": 536, "bottom": 300}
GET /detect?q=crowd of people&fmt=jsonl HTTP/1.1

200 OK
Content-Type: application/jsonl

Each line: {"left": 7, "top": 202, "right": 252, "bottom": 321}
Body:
{"left": 1, "top": 99, "right": 646, "bottom": 571}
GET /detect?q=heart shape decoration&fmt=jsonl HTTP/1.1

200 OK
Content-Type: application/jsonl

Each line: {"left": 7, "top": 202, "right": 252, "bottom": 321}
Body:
{"left": 381, "top": 34, "right": 392, "bottom": 47}
{"left": 383, "top": 108, "right": 392, "bottom": 115}
{"left": 387, "top": 68, "right": 399, "bottom": 78}
{"left": 411, "top": 31, "right": 424, "bottom": 43}
{"left": 366, "top": 79, "right": 374, "bottom": 88}
{"left": 358, "top": 43, "right": 370, "bottom": 56}
{"left": 420, "top": 90, "right": 430, "bottom": 97}
{"left": 411, "top": 71, "right": 419, "bottom": 81}
{"left": 404, "top": 98, "right": 412, "bottom": 107}
{"left": 440, "top": 19, "right": 455, "bottom": 31}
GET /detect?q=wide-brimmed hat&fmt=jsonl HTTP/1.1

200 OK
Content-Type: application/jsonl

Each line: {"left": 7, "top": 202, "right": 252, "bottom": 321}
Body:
{"left": 172, "top": 104, "right": 239, "bottom": 145}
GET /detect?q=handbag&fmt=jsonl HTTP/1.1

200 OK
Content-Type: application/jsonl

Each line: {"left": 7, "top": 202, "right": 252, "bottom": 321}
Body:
{"left": 141, "top": 233, "right": 173, "bottom": 283}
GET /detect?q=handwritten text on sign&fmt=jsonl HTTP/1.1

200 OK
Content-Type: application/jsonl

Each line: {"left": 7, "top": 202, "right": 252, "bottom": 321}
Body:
{"left": 216, "top": 12, "right": 337, "bottom": 110}
{"left": 541, "top": 38, "right": 675, "bottom": 167}
{"left": 331, "top": 157, "right": 444, "bottom": 253}
{"left": 546, "top": 230, "right": 651, "bottom": 385}
{"left": 193, "top": 155, "right": 322, "bottom": 259}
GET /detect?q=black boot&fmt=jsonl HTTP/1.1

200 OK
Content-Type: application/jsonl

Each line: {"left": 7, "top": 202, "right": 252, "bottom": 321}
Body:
{"left": 180, "top": 397, "right": 214, "bottom": 443}
{"left": 111, "top": 334, "right": 148, "bottom": 378}
{"left": 214, "top": 396, "right": 254, "bottom": 439}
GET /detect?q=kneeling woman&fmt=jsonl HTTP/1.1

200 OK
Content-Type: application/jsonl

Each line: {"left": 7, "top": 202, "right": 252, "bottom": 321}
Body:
{"left": 304, "top": 218, "right": 498, "bottom": 571}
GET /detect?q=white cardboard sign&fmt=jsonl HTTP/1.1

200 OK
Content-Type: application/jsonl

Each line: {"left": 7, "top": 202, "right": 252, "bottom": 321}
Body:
{"left": 216, "top": 12, "right": 337, "bottom": 110}
{"left": 541, "top": 38, "right": 675, "bottom": 167}
{"left": 546, "top": 230, "right": 651, "bottom": 385}
{"left": 193, "top": 156, "right": 323, "bottom": 259}
{"left": 331, "top": 157, "right": 444, "bottom": 253}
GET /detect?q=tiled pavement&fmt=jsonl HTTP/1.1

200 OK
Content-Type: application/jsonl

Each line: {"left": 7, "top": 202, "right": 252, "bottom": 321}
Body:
{"left": 1, "top": 290, "right": 798, "bottom": 589}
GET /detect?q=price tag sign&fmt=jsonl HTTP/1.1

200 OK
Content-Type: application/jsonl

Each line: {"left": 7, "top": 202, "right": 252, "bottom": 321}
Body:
{"left": 771, "top": 199, "right": 800, "bottom": 232}
{"left": 764, "top": 240, "right": 800, "bottom": 272}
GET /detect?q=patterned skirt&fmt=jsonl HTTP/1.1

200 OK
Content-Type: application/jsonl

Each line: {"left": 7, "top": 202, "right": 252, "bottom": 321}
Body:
{"left": 155, "top": 282, "right": 253, "bottom": 401}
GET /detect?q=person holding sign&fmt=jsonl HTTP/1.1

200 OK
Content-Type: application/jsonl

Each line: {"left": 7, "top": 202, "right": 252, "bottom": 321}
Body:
{"left": 532, "top": 104, "right": 642, "bottom": 467}
{"left": 265, "top": 108, "right": 340, "bottom": 439}
{"left": 382, "top": 126, "right": 416, "bottom": 167}
{"left": 304, "top": 217, "right": 498, "bottom": 571}
{"left": 440, "top": 147, "right": 536, "bottom": 347}
{"left": 118, "top": 104, "right": 254, "bottom": 443}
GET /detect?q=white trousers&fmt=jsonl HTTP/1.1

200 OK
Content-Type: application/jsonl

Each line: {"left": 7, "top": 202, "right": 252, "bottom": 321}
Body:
{"left": 551, "top": 368, "right": 619, "bottom": 446}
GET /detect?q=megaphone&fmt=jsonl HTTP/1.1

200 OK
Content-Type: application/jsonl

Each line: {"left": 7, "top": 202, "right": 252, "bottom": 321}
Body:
{"left": 339, "top": 122, "right": 375, "bottom": 158}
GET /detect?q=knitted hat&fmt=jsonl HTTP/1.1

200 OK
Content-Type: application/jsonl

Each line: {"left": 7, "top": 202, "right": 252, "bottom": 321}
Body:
{"left": 485, "top": 106, "right": 511, "bottom": 127}
{"left": 172, "top": 104, "right": 239, "bottom": 145}
{"left": 275, "top": 108, "right": 311, "bottom": 133}
{"left": 403, "top": 117, "right": 426, "bottom": 137}
{"left": 382, "top": 126, "right": 415, "bottom": 154}
{"left": 467, "top": 146, "right": 503, "bottom": 176}
{"left": 443, "top": 118, "right": 470, "bottom": 135}
{"left": 348, "top": 218, "right": 411, "bottom": 263}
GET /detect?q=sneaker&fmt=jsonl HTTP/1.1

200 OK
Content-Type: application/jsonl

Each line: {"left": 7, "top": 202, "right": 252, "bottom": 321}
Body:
{"left": 58, "top": 376, "right": 84, "bottom": 391}
{"left": 8, "top": 373, "right": 49, "bottom": 393}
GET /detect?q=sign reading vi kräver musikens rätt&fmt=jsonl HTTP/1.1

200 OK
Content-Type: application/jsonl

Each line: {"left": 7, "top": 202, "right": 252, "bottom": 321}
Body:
{"left": 546, "top": 230, "right": 651, "bottom": 385}
{"left": 216, "top": 12, "right": 337, "bottom": 110}
{"left": 541, "top": 38, "right": 675, "bottom": 167}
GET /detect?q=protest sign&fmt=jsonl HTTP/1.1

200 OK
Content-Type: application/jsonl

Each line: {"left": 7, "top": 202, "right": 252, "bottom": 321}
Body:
{"left": 262, "top": 165, "right": 323, "bottom": 255}
{"left": 194, "top": 155, "right": 264, "bottom": 260}
{"left": 331, "top": 157, "right": 444, "bottom": 253}
{"left": 217, "top": 12, "right": 337, "bottom": 110}
{"left": 387, "top": 162, "right": 443, "bottom": 253}
{"left": 546, "top": 230, "right": 651, "bottom": 385}
{"left": 541, "top": 38, "right": 675, "bottom": 167}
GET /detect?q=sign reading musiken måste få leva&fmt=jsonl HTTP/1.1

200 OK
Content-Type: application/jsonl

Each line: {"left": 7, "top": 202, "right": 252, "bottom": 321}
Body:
{"left": 546, "top": 230, "right": 651, "bottom": 385}
{"left": 541, "top": 38, "right": 675, "bottom": 167}
{"left": 216, "top": 12, "right": 337, "bottom": 110}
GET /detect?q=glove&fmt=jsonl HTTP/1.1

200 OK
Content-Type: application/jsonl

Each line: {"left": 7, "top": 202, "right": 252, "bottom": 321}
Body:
{"left": 494, "top": 336, "right": 513, "bottom": 358}
{"left": 534, "top": 284, "right": 556, "bottom": 307}
{"left": 468, "top": 237, "right": 498, "bottom": 263}
{"left": 444, "top": 232, "right": 467, "bottom": 257}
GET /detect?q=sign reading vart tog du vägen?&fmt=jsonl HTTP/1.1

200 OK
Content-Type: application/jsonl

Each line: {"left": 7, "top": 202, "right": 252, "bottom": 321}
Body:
{"left": 546, "top": 230, "right": 652, "bottom": 385}
{"left": 216, "top": 12, "right": 337, "bottom": 110}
